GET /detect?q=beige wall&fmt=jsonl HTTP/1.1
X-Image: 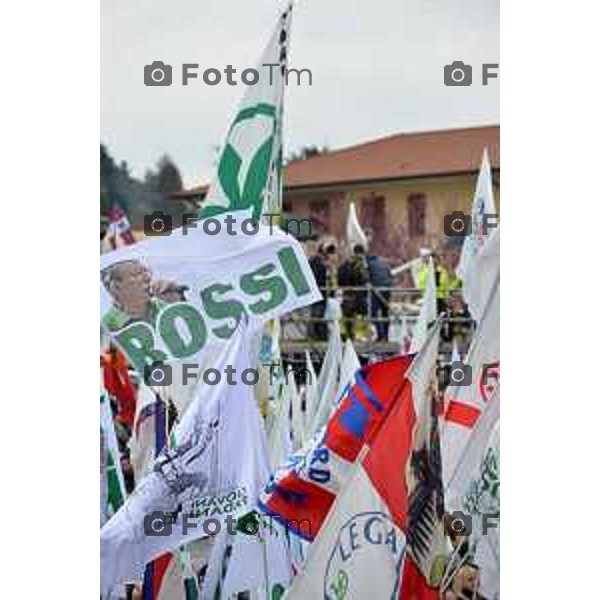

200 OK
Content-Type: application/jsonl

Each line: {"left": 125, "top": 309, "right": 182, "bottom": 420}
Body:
{"left": 284, "top": 173, "right": 500, "bottom": 264}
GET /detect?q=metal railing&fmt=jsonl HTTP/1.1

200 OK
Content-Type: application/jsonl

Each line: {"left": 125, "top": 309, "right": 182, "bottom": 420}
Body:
{"left": 280, "top": 285, "right": 476, "bottom": 361}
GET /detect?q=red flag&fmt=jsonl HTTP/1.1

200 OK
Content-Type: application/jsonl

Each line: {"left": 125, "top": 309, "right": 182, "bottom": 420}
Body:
{"left": 101, "top": 349, "right": 136, "bottom": 428}
{"left": 108, "top": 203, "right": 136, "bottom": 246}
{"left": 259, "top": 355, "right": 414, "bottom": 540}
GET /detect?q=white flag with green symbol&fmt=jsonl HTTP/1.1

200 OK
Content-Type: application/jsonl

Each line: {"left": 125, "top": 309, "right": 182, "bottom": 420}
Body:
{"left": 100, "top": 387, "right": 126, "bottom": 526}
{"left": 200, "top": 3, "right": 292, "bottom": 221}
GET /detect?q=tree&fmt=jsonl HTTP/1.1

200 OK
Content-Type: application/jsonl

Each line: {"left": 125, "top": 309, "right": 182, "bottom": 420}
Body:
{"left": 286, "top": 145, "right": 328, "bottom": 163}
{"left": 145, "top": 154, "right": 183, "bottom": 194}
{"left": 100, "top": 143, "right": 117, "bottom": 185}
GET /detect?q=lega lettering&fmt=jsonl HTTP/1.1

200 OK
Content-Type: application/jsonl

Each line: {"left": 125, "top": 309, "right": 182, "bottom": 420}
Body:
{"left": 337, "top": 515, "right": 399, "bottom": 562}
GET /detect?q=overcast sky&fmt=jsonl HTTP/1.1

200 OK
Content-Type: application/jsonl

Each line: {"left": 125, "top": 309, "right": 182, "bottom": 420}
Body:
{"left": 101, "top": 0, "right": 499, "bottom": 187}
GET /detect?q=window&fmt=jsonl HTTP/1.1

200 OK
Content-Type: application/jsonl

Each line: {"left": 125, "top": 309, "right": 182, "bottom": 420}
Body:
{"left": 360, "top": 195, "right": 386, "bottom": 250}
{"left": 408, "top": 193, "right": 426, "bottom": 238}
{"left": 309, "top": 199, "right": 331, "bottom": 231}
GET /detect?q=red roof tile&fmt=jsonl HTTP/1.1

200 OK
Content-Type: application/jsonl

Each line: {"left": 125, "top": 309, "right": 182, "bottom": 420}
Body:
{"left": 283, "top": 125, "right": 499, "bottom": 190}
{"left": 170, "top": 125, "right": 499, "bottom": 199}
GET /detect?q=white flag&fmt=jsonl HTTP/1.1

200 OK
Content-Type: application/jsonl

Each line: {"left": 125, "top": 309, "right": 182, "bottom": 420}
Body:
{"left": 199, "top": 3, "right": 292, "bottom": 221}
{"left": 283, "top": 360, "right": 419, "bottom": 599}
{"left": 221, "top": 520, "right": 292, "bottom": 598}
{"left": 267, "top": 361, "right": 293, "bottom": 469}
{"left": 473, "top": 422, "right": 500, "bottom": 600}
{"left": 285, "top": 466, "right": 406, "bottom": 600}
{"left": 337, "top": 338, "right": 361, "bottom": 401}
{"left": 129, "top": 383, "right": 163, "bottom": 482}
{"left": 317, "top": 320, "right": 343, "bottom": 398}
{"left": 303, "top": 350, "right": 319, "bottom": 435}
{"left": 346, "top": 201, "right": 368, "bottom": 250}
{"left": 467, "top": 224, "right": 500, "bottom": 326}
{"left": 289, "top": 373, "right": 305, "bottom": 451}
{"left": 309, "top": 320, "right": 343, "bottom": 437}
{"left": 100, "top": 211, "right": 320, "bottom": 379}
{"left": 308, "top": 337, "right": 362, "bottom": 448}
{"left": 100, "top": 386, "right": 126, "bottom": 526}
{"left": 457, "top": 148, "right": 498, "bottom": 322}
{"left": 441, "top": 272, "right": 499, "bottom": 500}
{"left": 100, "top": 327, "right": 270, "bottom": 595}
{"left": 407, "top": 319, "right": 441, "bottom": 421}
{"left": 446, "top": 389, "right": 500, "bottom": 600}
{"left": 451, "top": 339, "right": 461, "bottom": 364}
{"left": 409, "top": 257, "right": 436, "bottom": 354}
{"left": 446, "top": 387, "right": 499, "bottom": 505}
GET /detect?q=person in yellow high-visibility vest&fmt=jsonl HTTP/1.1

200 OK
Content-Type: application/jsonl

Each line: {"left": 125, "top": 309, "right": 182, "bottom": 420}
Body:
{"left": 434, "top": 254, "right": 450, "bottom": 313}
{"left": 417, "top": 252, "right": 452, "bottom": 313}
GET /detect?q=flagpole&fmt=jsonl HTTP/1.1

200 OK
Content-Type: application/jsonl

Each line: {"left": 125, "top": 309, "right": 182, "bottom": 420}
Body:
{"left": 164, "top": 392, "right": 170, "bottom": 448}
{"left": 439, "top": 538, "right": 470, "bottom": 593}
{"left": 261, "top": 529, "right": 270, "bottom": 600}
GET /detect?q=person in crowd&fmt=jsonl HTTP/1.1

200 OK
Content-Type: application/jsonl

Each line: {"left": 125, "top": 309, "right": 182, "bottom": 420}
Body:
{"left": 444, "top": 564, "right": 483, "bottom": 599}
{"left": 443, "top": 251, "right": 462, "bottom": 295}
{"left": 440, "top": 515, "right": 489, "bottom": 599}
{"left": 366, "top": 248, "right": 392, "bottom": 341}
{"left": 130, "top": 582, "right": 142, "bottom": 600}
{"left": 308, "top": 239, "right": 339, "bottom": 340}
{"left": 101, "top": 260, "right": 168, "bottom": 332}
{"left": 151, "top": 280, "right": 189, "bottom": 303}
{"left": 417, "top": 251, "right": 451, "bottom": 314}
{"left": 120, "top": 449, "right": 136, "bottom": 494}
{"left": 338, "top": 244, "right": 370, "bottom": 340}
{"left": 100, "top": 215, "right": 109, "bottom": 247}
{"left": 442, "top": 291, "right": 472, "bottom": 347}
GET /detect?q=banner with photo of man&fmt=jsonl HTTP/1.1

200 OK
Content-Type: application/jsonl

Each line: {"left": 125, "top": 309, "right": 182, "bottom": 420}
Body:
{"left": 100, "top": 211, "right": 321, "bottom": 378}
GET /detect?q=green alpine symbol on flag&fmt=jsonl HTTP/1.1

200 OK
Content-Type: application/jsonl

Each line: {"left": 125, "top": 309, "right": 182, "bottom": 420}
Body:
{"left": 200, "top": 4, "right": 292, "bottom": 221}
{"left": 203, "top": 103, "right": 277, "bottom": 221}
